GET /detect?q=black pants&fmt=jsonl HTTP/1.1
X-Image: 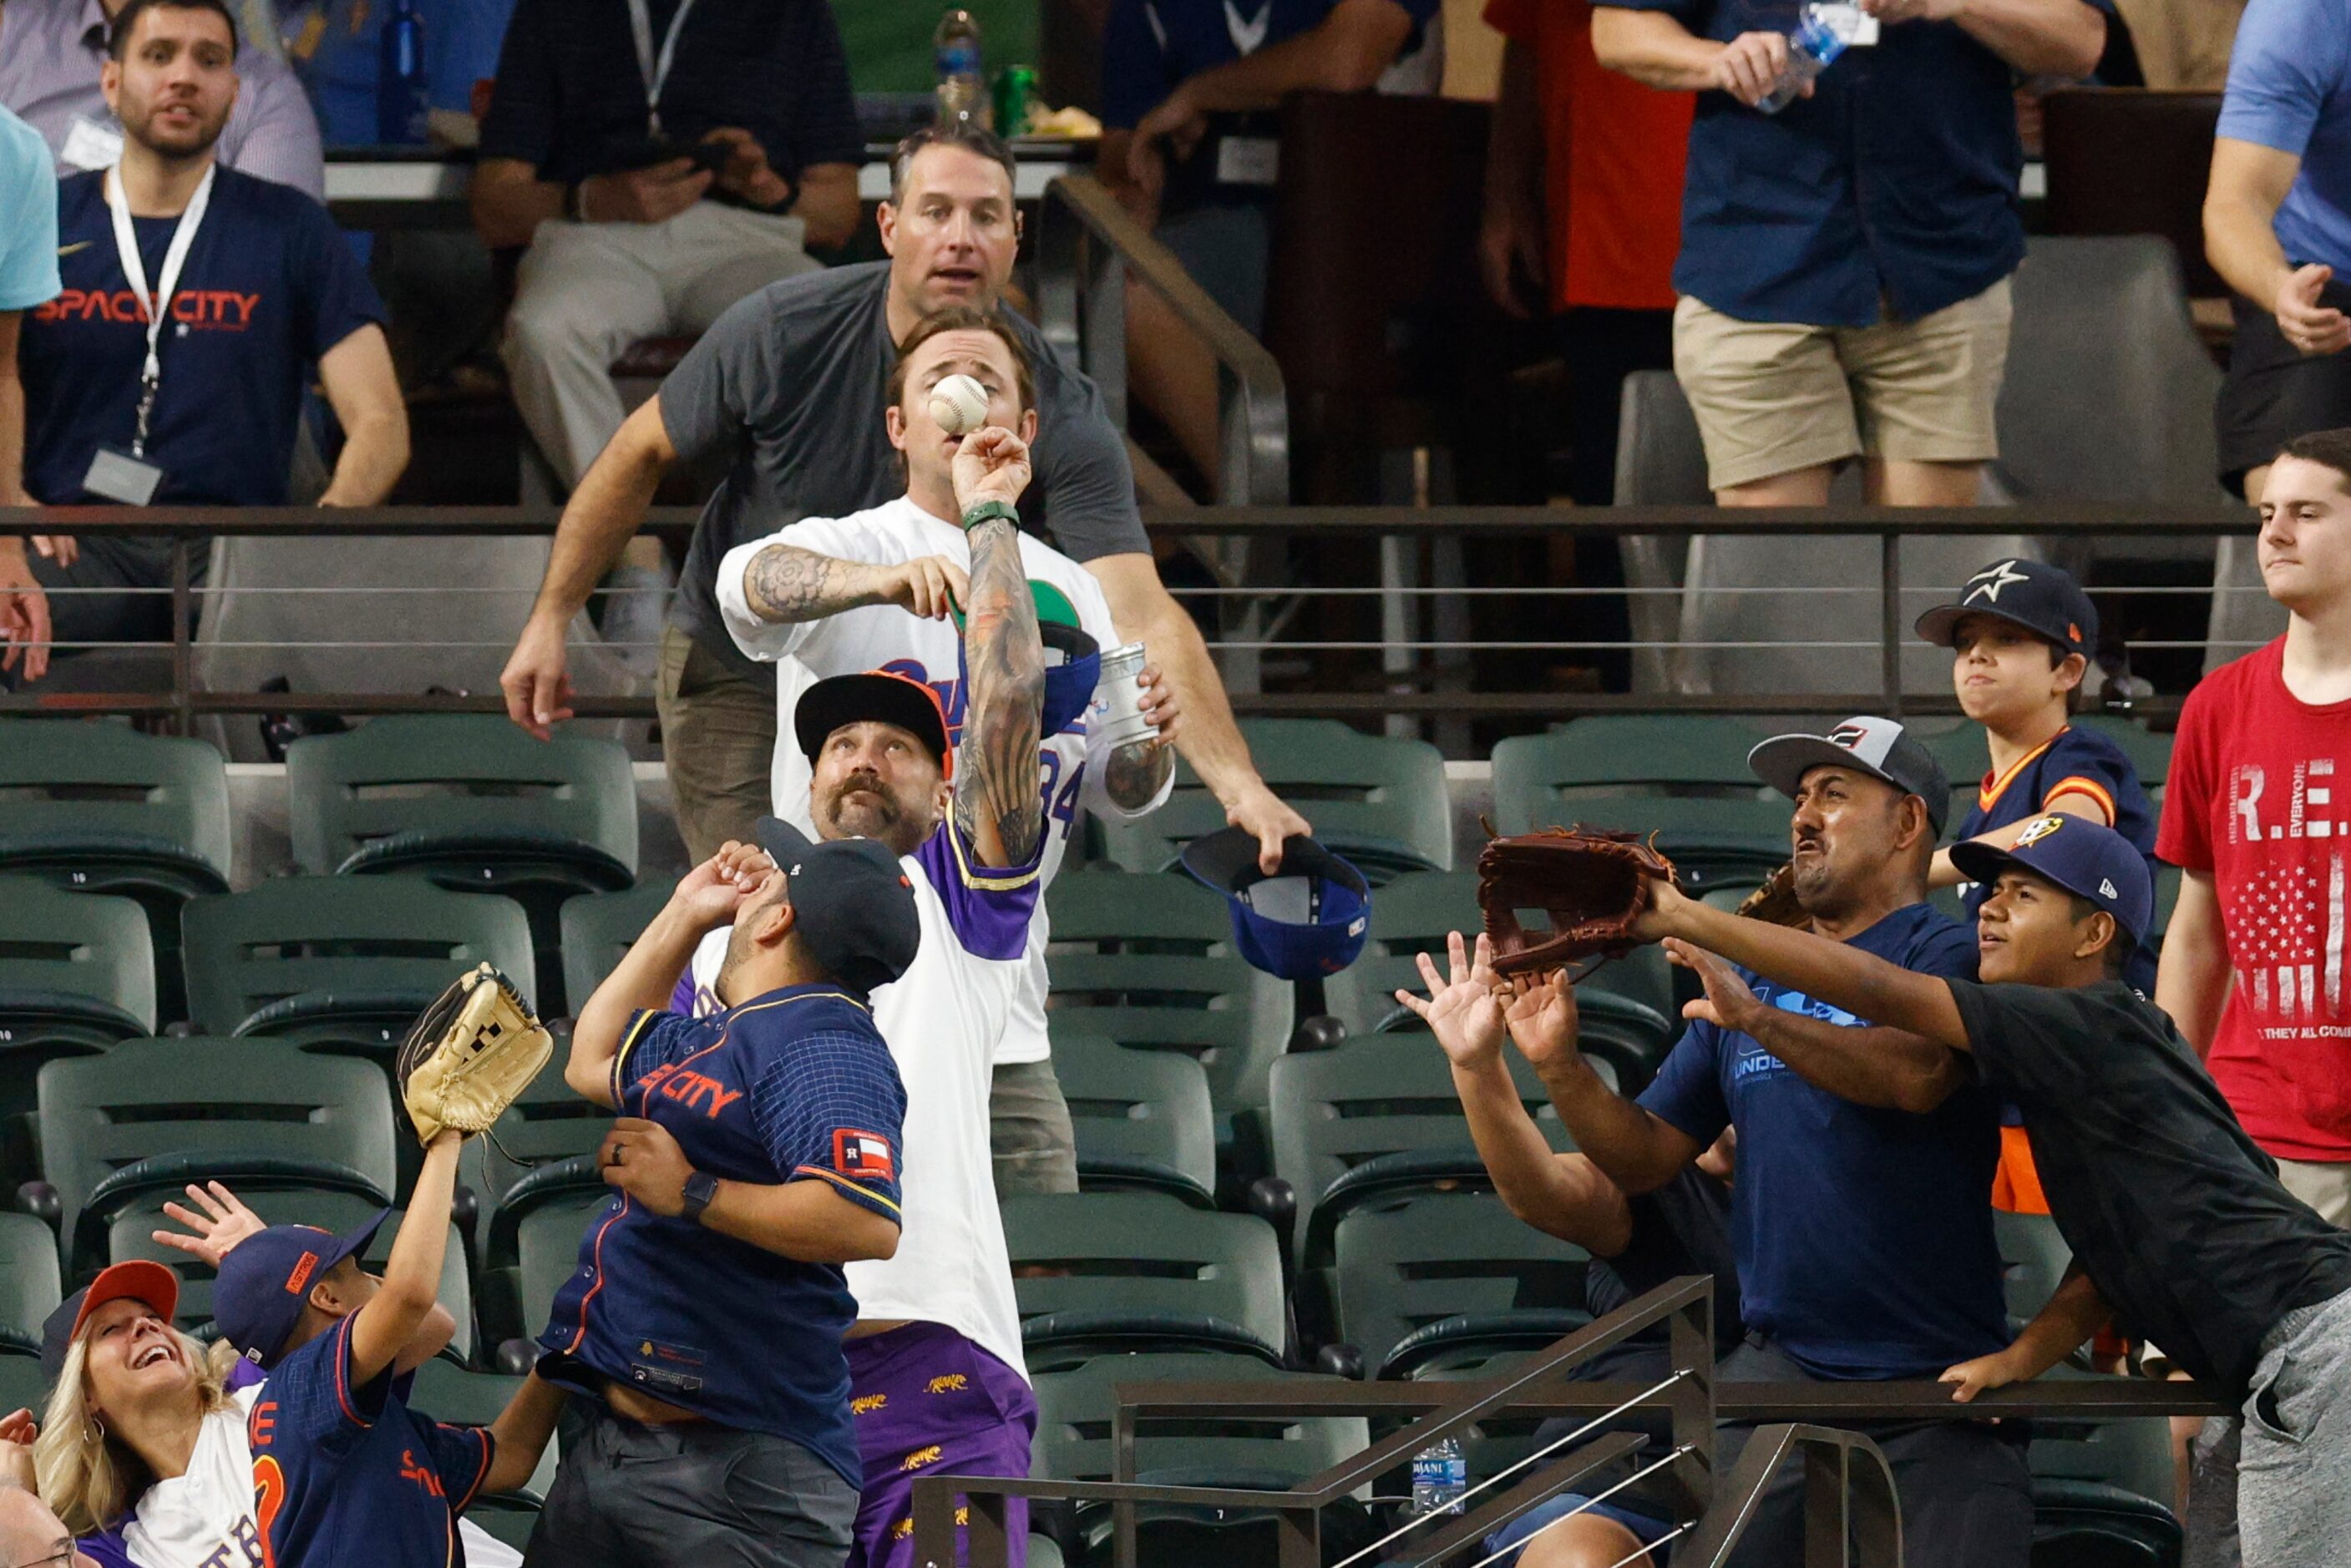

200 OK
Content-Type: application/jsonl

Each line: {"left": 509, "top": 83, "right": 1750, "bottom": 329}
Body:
{"left": 1558, "top": 306, "right": 1676, "bottom": 507}
{"left": 27, "top": 533, "right": 190, "bottom": 648}
{"left": 2216, "top": 280, "right": 2351, "bottom": 498}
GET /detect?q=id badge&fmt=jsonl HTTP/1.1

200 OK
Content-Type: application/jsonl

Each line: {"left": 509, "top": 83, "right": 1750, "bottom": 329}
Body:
{"left": 84, "top": 446, "right": 165, "bottom": 506}
{"left": 60, "top": 114, "right": 124, "bottom": 173}
{"left": 1215, "top": 135, "right": 1280, "bottom": 188}
{"left": 1811, "top": 4, "right": 1881, "bottom": 45}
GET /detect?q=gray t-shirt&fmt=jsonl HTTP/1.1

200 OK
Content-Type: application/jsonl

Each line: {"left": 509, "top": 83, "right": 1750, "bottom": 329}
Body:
{"left": 661, "top": 260, "right": 1149, "bottom": 676}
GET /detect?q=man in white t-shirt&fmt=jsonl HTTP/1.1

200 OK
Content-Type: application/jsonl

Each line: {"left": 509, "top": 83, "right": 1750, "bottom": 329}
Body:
{"left": 711, "top": 304, "right": 1178, "bottom": 1196}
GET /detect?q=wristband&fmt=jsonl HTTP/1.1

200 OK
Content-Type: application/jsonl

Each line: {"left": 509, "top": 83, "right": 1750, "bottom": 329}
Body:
{"left": 961, "top": 499, "right": 1018, "bottom": 533}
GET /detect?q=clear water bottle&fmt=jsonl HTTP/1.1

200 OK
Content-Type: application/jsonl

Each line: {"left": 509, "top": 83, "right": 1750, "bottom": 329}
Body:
{"left": 376, "top": 0, "right": 428, "bottom": 144}
{"left": 933, "top": 8, "right": 990, "bottom": 130}
{"left": 1756, "top": 4, "right": 1848, "bottom": 115}
{"left": 1410, "top": 1435, "right": 1467, "bottom": 1516}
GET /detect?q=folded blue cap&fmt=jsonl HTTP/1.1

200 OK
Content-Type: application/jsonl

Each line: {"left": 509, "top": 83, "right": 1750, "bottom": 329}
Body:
{"left": 1181, "top": 829, "right": 1371, "bottom": 980}
{"left": 214, "top": 1212, "right": 389, "bottom": 1369}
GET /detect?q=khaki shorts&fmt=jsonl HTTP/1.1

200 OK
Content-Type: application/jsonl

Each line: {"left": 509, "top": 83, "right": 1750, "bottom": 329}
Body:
{"left": 1673, "top": 279, "right": 2014, "bottom": 491}
{"left": 2278, "top": 1156, "right": 2351, "bottom": 1228}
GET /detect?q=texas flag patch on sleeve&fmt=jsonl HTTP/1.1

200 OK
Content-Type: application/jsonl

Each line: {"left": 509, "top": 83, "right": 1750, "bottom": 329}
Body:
{"left": 833, "top": 1129, "right": 896, "bottom": 1182}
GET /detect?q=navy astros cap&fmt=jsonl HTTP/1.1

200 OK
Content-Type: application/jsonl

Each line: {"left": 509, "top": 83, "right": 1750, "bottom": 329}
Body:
{"left": 796, "top": 670, "right": 955, "bottom": 779}
{"left": 752, "top": 817, "right": 922, "bottom": 994}
{"left": 1949, "top": 814, "right": 2153, "bottom": 946}
{"left": 1915, "top": 558, "right": 2097, "bottom": 660}
{"left": 1747, "top": 716, "right": 1953, "bottom": 837}
{"left": 40, "top": 1259, "right": 181, "bottom": 1379}
{"left": 215, "top": 1212, "right": 389, "bottom": 1369}
{"left": 1181, "top": 829, "right": 1371, "bottom": 980}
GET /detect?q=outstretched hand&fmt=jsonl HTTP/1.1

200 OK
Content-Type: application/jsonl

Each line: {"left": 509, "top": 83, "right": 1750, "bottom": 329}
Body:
{"left": 1501, "top": 969, "right": 1582, "bottom": 1072}
{"left": 1394, "top": 931, "right": 1509, "bottom": 1067}
{"left": 951, "top": 426, "right": 1033, "bottom": 513}
{"left": 1666, "top": 938, "right": 1766, "bottom": 1034}
{"left": 671, "top": 841, "right": 775, "bottom": 929}
{"left": 154, "top": 1180, "right": 266, "bottom": 1267}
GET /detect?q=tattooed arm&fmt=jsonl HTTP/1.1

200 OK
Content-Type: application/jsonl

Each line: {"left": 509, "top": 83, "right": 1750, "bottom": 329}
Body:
{"left": 738, "top": 544, "right": 970, "bottom": 625}
{"left": 950, "top": 428, "right": 1049, "bottom": 870}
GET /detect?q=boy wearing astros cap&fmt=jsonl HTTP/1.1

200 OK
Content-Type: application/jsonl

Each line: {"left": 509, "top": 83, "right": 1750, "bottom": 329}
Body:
{"left": 1624, "top": 817, "right": 2351, "bottom": 1565}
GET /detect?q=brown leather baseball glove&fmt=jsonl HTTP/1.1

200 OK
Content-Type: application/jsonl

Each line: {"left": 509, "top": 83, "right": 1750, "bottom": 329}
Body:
{"left": 1735, "top": 863, "right": 1808, "bottom": 928}
{"left": 1477, "top": 827, "right": 1680, "bottom": 976}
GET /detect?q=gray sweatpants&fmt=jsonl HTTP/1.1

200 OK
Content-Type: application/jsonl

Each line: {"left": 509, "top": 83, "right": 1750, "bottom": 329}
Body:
{"left": 2237, "top": 1285, "right": 2351, "bottom": 1567}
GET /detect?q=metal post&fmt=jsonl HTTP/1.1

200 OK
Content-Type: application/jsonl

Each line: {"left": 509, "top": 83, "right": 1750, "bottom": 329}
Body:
{"left": 965, "top": 1492, "right": 1011, "bottom": 1568}
{"left": 1084, "top": 248, "right": 1129, "bottom": 434}
{"left": 1112, "top": 1400, "right": 1137, "bottom": 1566}
{"left": 1668, "top": 1278, "right": 1715, "bottom": 1520}
{"left": 170, "top": 535, "right": 193, "bottom": 737}
{"left": 1274, "top": 1504, "right": 1320, "bottom": 1568}
{"left": 1879, "top": 530, "right": 1903, "bottom": 717}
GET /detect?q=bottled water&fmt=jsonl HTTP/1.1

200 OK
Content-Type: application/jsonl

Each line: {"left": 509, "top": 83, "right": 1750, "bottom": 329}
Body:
{"left": 1410, "top": 1435, "right": 1467, "bottom": 1516}
{"left": 1756, "top": 4, "right": 1849, "bottom": 115}
{"left": 376, "top": 0, "right": 428, "bottom": 144}
{"left": 933, "top": 9, "right": 989, "bottom": 130}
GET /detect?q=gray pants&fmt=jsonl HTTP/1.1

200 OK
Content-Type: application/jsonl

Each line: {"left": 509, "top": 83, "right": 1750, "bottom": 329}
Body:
{"left": 2237, "top": 1286, "right": 2351, "bottom": 1567}
{"left": 524, "top": 1402, "right": 857, "bottom": 1568}
{"left": 991, "top": 1058, "right": 1079, "bottom": 1197}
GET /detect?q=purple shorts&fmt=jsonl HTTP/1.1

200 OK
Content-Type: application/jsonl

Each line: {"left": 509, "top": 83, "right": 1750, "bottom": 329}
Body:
{"left": 845, "top": 1322, "right": 1037, "bottom": 1568}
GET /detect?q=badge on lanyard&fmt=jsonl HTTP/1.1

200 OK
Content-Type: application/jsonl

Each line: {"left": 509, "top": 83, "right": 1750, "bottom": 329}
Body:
{"left": 625, "top": 0, "right": 697, "bottom": 137}
{"left": 82, "top": 162, "right": 215, "bottom": 506}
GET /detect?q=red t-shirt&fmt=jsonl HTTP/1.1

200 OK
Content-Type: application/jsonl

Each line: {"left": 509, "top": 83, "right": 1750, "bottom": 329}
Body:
{"left": 2158, "top": 638, "right": 2351, "bottom": 1161}
{"left": 1481, "top": 0, "right": 1691, "bottom": 314}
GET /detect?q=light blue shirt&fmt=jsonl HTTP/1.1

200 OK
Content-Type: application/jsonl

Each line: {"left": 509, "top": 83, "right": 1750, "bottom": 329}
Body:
{"left": 2219, "top": 0, "right": 2351, "bottom": 271}
{"left": 0, "top": 105, "right": 60, "bottom": 312}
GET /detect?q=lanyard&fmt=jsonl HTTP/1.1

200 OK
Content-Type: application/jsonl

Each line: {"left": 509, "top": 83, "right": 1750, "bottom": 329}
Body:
{"left": 624, "top": 0, "right": 696, "bottom": 138}
{"left": 106, "top": 161, "right": 215, "bottom": 459}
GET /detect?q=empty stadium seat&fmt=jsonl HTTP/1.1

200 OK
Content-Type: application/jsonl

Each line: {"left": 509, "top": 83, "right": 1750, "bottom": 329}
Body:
{"left": 0, "top": 1352, "right": 45, "bottom": 1417}
{"left": 1326, "top": 1188, "right": 1591, "bottom": 1378}
{"left": 0, "top": 720, "right": 231, "bottom": 1024}
{"left": 33, "top": 1039, "right": 396, "bottom": 1272}
{"left": 0, "top": 878, "right": 155, "bottom": 1047}
{"left": 1003, "top": 1192, "right": 1288, "bottom": 1369}
{"left": 180, "top": 878, "right": 535, "bottom": 1050}
{"left": 0, "top": 1213, "right": 60, "bottom": 1355}
{"left": 1056, "top": 1038, "right": 1218, "bottom": 1207}
{"left": 470, "top": 1045, "right": 607, "bottom": 1216}
{"left": 1097, "top": 718, "right": 1451, "bottom": 884}
{"left": 285, "top": 716, "right": 638, "bottom": 1014}
{"left": 2027, "top": 1373, "right": 2182, "bottom": 1568}
{"left": 409, "top": 1359, "right": 559, "bottom": 1497}
{"left": 491, "top": 1156, "right": 612, "bottom": 1346}
{"left": 556, "top": 883, "right": 670, "bottom": 1015}
{"left": 1043, "top": 872, "right": 1293, "bottom": 1118}
{"left": 2041, "top": 89, "right": 2224, "bottom": 299}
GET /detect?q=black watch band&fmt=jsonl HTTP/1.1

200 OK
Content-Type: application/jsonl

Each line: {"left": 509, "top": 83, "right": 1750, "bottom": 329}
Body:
{"left": 681, "top": 1170, "right": 719, "bottom": 1224}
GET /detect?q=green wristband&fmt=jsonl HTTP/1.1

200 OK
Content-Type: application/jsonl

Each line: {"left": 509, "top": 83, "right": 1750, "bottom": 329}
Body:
{"left": 961, "top": 498, "right": 1019, "bottom": 533}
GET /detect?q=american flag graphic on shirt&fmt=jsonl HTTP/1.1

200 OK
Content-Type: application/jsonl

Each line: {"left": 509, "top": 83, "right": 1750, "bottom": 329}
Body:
{"left": 2226, "top": 757, "right": 2351, "bottom": 1030}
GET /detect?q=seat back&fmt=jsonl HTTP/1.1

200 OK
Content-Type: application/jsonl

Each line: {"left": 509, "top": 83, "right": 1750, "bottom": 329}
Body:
{"left": 0, "top": 1214, "right": 60, "bottom": 1348}
{"left": 0, "top": 878, "right": 156, "bottom": 1037}
{"left": 474, "top": 1049, "right": 609, "bottom": 1208}
{"left": 0, "top": 720, "right": 231, "bottom": 878}
{"left": 1056, "top": 1039, "right": 1219, "bottom": 1203}
{"left": 180, "top": 878, "right": 535, "bottom": 1035}
{"left": 1002, "top": 1192, "right": 1287, "bottom": 1357}
{"left": 1330, "top": 1189, "right": 1590, "bottom": 1372}
{"left": 37, "top": 1039, "right": 397, "bottom": 1252}
{"left": 1490, "top": 717, "right": 1782, "bottom": 833}
{"left": 557, "top": 883, "right": 670, "bottom": 1014}
{"left": 285, "top": 716, "right": 636, "bottom": 876}
{"left": 2042, "top": 89, "right": 2224, "bottom": 298}
{"left": 1994, "top": 1209, "right": 2075, "bottom": 1329}
{"left": 1045, "top": 872, "right": 1292, "bottom": 1114}
{"left": 2207, "top": 530, "right": 2286, "bottom": 674}
{"left": 1320, "top": 871, "right": 1477, "bottom": 1037}
{"left": 1032, "top": 1351, "right": 1368, "bottom": 1485}
{"left": 513, "top": 1184, "right": 617, "bottom": 1343}
{"left": 408, "top": 1360, "right": 559, "bottom": 1495}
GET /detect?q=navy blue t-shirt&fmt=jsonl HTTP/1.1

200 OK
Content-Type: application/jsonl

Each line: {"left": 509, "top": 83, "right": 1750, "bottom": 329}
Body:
{"left": 21, "top": 167, "right": 383, "bottom": 506}
{"left": 250, "top": 1314, "right": 495, "bottom": 1568}
{"left": 1637, "top": 903, "right": 2008, "bottom": 1378}
{"left": 537, "top": 983, "right": 907, "bottom": 1489}
{"left": 1951, "top": 725, "right": 2160, "bottom": 993}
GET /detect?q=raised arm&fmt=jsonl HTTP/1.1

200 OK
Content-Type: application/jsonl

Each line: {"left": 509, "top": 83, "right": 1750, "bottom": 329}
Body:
{"left": 347, "top": 1132, "right": 459, "bottom": 1387}
{"left": 950, "top": 428, "right": 1047, "bottom": 869}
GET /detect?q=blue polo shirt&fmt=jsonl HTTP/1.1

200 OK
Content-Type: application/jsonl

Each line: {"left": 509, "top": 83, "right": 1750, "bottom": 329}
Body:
{"left": 0, "top": 108, "right": 58, "bottom": 312}
{"left": 1595, "top": 0, "right": 2105, "bottom": 326}
{"left": 536, "top": 983, "right": 907, "bottom": 1490}
{"left": 21, "top": 166, "right": 383, "bottom": 505}
{"left": 1100, "top": 0, "right": 1445, "bottom": 129}
{"left": 1636, "top": 901, "right": 2008, "bottom": 1378}
{"left": 2218, "top": 0, "right": 2351, "bottom": 273}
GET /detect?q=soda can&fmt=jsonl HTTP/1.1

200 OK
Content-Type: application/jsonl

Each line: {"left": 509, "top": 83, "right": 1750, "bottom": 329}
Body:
{"left": 1091, "top": 642, "right": 1158, "bottom": 750}
{"left": 995, "top": 65, "right": 1038, "bottom": 139}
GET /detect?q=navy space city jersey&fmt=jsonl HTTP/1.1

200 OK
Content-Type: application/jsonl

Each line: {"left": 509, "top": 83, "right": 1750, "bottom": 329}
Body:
{"left": 248, "top": 1314, "right": 494, "bottom": 1568}
{"left": 1953, "top": 725, "right": 2159, "bottom": 991}
{"left": 535, "top": 984, "right": 907, "bottom": 1489}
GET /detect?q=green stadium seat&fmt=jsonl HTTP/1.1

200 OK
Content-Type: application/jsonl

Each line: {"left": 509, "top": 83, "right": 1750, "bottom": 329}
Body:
{"left": 2026, "top": 1376, "right": 2181, "bottom": 1568}
{"left": 408, "top": 1361, "right": 558, "bottom": 1496}
{"left": 34, "top": 1039, "right": 396, "bottom": 1272}
{"left": 0, "top": 719, "right": 231, "bottom": 1024}
{"left": 2072, "top": 715, "right": 2171, "bottom": 808}
{"left": 285, "top": 716, "right": 637, "bottom": 1015}
{"left": 0, "top": 1353, "right": 44, "bottom": 1416}
{"left": 493, "top": 1156, "right": 612, "bottom": 1345}
{"left": 0, "top": 1214, "right": 60, "bottom": 1353}
{"left": 0, "top": 878, "right": 155, "bottom": 1046}
{"left": 1003, "top": 1192, "right": 1287, "bottom": 1369}
{"left": 1491, "top": 718, "right": 1790, "bottom": 893}
{"left": 1055, "top": 1039, "right": 1217, "bottom": 1207}
{"left": 1044, "top": 871, "right": 1292, "bottom": 1118}
{"left": 1097, "top": 718, "right": 1450, "bottom": 884}
{"left": 180, "top": 878, "right": 535, "bottom": 1054}
{"left": 1327, "top": 1188, "right": 1591, "bottom": 1378}
{"left": 557, "top": 883, "right": 671, "bottom": 1015}
{"left": 469, "top": 1043, "right": 607, "bottom": 1226}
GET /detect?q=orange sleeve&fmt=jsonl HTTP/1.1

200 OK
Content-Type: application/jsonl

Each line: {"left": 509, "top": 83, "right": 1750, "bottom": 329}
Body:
{"left": 2042, "top": 776, "right": 2118, "bottom": 827}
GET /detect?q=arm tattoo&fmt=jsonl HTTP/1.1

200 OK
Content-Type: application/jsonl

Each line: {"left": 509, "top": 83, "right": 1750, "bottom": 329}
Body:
{"left": 742, "top": 544, "right": 863, "bottom": 624}
{"left": 953, "top": 515, "right": 1047, "bottom": 866}
{"left": 1102, "top": 737, "right": 1173, "bottom": 812}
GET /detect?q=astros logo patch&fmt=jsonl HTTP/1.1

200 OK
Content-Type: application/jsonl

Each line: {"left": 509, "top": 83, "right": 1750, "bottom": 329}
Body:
{"left": 2016, "top": 816, "right": 2065, "bottom": 847}
{"left": 834, "top": 1129, "right": 895, "bottom": 1181}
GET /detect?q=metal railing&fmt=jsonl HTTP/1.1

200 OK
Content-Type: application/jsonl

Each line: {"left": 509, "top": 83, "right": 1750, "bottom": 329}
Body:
{"left": 910, "top": 1275, "right": 2232, "bottom": 1568}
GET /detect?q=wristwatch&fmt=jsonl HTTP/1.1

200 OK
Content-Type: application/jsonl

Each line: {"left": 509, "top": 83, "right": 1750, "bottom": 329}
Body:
{"left": 680, "top": 1170, "right": 719, "bottom": 1224}
{"left": 961, "top": 498, "right": 1018, "bottom": 533}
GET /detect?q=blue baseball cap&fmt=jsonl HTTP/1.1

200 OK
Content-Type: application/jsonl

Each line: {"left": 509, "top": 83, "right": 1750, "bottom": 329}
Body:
{"left": 752, "top": 817, "right": 922, "bottom": 995}
{"left": 1181, "top": 829, "right": 1371, "bottom": 980}
{"left": 1915, "top": 558, "right": 2098, "bottom": 660}
{"left": 958, "top": 619, "right": 1101, "bottom": 740}
{"left": 1949, "top": 814, "right": 2153, "bottom": 946}
{"left": 214, "top": 1212, "right": 389, "bottom": 1368}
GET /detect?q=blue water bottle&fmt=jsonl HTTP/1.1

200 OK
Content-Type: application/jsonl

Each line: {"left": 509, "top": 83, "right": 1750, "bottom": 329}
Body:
{"left": 1757, "top": 4, "right": 1848, "bottom": 115}
{"left": 377, "top": 0, "right": 428, "bottom": 144}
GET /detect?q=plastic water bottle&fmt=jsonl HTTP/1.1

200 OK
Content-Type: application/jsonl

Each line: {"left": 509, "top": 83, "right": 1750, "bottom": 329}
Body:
{"left": 933, "top": 9, "right": 990, "bottom": 130}
{"left": 1756, "top": 4, "right": 1847, "bottom": 115}
{"left": 376, "top": 0, "right": 428, "bottom": 144}
{"left": 1410, "top": 1435, "right": 1467, "bottom": 1516}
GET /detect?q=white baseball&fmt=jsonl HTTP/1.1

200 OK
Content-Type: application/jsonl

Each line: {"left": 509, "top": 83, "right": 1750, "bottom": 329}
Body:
{"left": 929, "top": 373, "right": 989, "bottom": 437}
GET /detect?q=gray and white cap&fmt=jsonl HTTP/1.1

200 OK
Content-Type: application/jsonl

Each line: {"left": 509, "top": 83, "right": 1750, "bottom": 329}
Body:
{"left": 1746, "top": 716, "right": 1951, "bottom": 837}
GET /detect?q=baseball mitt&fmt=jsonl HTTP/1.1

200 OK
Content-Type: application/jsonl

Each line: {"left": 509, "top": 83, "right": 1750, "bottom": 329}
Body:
{"left": 1735, "top": 863, "right": 1808, "bottom": 928}
{"left": 1477, "top": 827, "right": 1680, "bottom": 977}
{"left": 396, "top": 964, "right": 552, "bottom": 1146}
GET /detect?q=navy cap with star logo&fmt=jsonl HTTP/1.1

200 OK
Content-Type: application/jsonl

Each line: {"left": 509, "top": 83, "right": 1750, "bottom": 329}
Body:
{"left": 1915, "top": 559, "right": 2098, "bottom": 658}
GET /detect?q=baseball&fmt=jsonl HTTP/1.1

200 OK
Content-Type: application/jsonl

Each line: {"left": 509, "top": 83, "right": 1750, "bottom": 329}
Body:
{"left": 929, "top": 373, "right": 989, "bottom": 437}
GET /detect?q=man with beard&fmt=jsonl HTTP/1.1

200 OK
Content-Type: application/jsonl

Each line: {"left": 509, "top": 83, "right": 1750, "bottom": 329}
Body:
{"left": 2, "top": 0, "right": 403, "bottom": 681}
{"left": 1518, "top": 716, "right": 2030, "bottom": 1568}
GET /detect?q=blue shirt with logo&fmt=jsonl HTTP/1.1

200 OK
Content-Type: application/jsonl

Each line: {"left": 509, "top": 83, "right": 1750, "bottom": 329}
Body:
{"left": 21, "top": 166, "right": 383, "bottom": 505}
{"left": 249, "top": 1315, "right": 494, "bottom": 1568}
{"left": 1637, "top": 902, "right": 2007, "bottom": 1378}
{"left": 536, "top": 984, "right": 907, "bottom": 1489}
